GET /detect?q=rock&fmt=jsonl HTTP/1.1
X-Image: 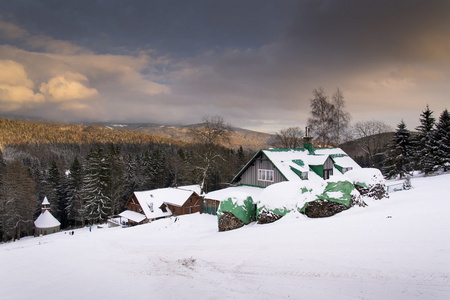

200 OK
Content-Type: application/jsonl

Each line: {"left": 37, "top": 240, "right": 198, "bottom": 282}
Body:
{"left": 218, "top": 212, "right": 245, "bottom": 232}
{"left": 257, "top": 209, "right": 282, "bottom": 224}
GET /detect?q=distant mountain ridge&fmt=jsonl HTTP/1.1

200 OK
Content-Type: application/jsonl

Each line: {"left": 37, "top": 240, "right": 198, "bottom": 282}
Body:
{"left": 0, "top": 118, "right": 276, "bottom": 151}
{"left": 0, "top": 118, "right": 179, "bottom": 148}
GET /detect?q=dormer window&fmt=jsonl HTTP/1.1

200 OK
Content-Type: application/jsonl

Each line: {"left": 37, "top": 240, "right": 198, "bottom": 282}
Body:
{"left": 341, "top": 167, "right": 353, "bottom": 174}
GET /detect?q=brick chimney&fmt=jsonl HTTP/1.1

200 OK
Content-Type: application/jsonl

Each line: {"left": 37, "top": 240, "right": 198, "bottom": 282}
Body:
{"left": 303, "top": 127, "right": 313, "bottom": 153}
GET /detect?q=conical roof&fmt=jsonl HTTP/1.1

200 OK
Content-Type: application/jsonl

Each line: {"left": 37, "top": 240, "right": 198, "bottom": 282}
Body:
{"left": 42, "top": 196, "right": 50, "bottom": 205}
{"left": 34, "top": 210, "right": 60, "bottom": 228}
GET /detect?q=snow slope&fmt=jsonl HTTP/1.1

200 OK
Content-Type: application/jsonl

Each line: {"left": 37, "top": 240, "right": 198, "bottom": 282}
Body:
{"left": 1, "top": 174, "right": 449, "bottom": 300}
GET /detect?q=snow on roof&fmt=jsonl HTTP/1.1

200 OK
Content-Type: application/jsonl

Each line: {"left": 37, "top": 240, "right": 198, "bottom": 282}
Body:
{"left": 205, "top": 186, "right": 264, "bottom": 203}
{"left": 134, "top": 190, "right": 173, "bottom": 220}
{"left": 42, "top": 196, "right": 50, "bottom": 205}
{"left": 119, "top": 210, "right": 147, "bottom": 223}
{"left": 34, "top": 210, "right": 60, "bottom": 228}
{"left": 177, "top": 185, "right": 201, "bottom": 195}
{"left": 260, "top": 148, "right": 361, "bottom": 182}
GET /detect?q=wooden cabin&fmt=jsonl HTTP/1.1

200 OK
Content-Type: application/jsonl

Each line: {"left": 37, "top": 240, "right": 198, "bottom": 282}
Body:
{"left": 119, "top": 186, "right": 201, "bottom": 225}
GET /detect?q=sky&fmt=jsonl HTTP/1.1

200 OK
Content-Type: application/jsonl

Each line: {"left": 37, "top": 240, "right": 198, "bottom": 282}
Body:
{"left": 0, "top": 0, "right": 449, "bottom": 133}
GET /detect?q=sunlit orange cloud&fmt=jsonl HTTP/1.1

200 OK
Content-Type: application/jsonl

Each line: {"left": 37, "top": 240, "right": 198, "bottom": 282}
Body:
{"left": 0, "top": 20, "right": 171, "bottom": 117}
{"left": 0, "top": 60, "right": 44, "bottom": 110}
{"left": 39, "top": 73, "right": 98, "bottom": 102}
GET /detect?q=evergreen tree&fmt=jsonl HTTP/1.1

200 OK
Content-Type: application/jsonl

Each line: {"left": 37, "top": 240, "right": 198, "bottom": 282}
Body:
{"left": 106, "top": 144, "right": 125, "bottom": 215}
{"left": 0, "top": 160, "right": 36, "bottom": 241}
{"left": 150, "top": 148, "right": 168, "bottom": 189}
{"left": 66, "top": 157, "right": 85, "bottom": 227}
{"left": 46, "top": 160, "right": 68, "bottom": 228}
{"left": 82, "top": 148, "right": 112, "bottom": 224}
{"left": 414, "top": 105, "right": 436, "bottom": 174}
{"left": 383, "top": 120, "right": 414, "bottom": 179}
{"left": 433, "top": 109, "right": 450, "bottom": 171}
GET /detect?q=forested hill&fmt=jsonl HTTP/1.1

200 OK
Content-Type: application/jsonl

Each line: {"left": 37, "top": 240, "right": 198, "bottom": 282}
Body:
{"left": 134, "top": 123, "right": 276, "bottom": 151}
{"left": 0, "top": 118, "right": 180, "bottom": 147}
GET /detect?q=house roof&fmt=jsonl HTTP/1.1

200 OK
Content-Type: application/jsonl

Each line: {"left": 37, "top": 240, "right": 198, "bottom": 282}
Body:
{"left": 231, "top": 147, "right": 361, "bottom": 184}
{"left": 34, "top": 210, "right": 60, "bottom": 229}
{"left": 133, "top": 190, "right": 173, "bottom": 220}
{"left": 205, "top": 185, "right": 264, "bottom": 203}
{"left": 133, "top": 186, "right": 199, "bottom": 220}
{"left": 119, "top": 210, "right": 147, "bottom": 223}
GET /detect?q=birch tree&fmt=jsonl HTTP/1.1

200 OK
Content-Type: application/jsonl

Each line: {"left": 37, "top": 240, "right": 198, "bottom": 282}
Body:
{"left": 189, "top": 115, "right": 233, "bottom": 194}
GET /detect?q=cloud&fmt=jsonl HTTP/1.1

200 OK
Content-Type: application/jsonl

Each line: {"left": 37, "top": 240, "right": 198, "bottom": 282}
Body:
{"left": 0, "top": 59, "right": 44, "bottom": 111}
{"left": 0, "top": 20, "right": 171, "bottom": 119}
{"left": 0, "top": 20, "right": 28, "bottom": 39}
{"left": 39, "top": 72, "right": 98, "bottom": 106}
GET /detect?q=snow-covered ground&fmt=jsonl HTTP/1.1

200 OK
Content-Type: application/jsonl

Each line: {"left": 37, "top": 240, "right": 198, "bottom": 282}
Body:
{"left": 1, "top": 174, "right": 450, "bottom": 300}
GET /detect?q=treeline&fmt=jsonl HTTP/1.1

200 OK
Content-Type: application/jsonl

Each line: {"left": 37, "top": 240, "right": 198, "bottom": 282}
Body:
{"left": 383, "top": 106, "right": 450, "bottom": 179}
{"left": 0, "top": 140, "right": 250, "bottom": 242}
{"left": 0, "top": 118, "right": 177, "bottom": 146}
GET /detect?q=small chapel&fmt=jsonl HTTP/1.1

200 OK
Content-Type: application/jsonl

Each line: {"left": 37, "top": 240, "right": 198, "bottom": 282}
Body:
{"left": 34, "top": 197, "right": 61, "bottom": 236}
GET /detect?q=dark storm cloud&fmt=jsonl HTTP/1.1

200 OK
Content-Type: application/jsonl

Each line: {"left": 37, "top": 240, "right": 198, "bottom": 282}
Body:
{"left": 0, "top": 0, "right": 295, "bottom": 57}
{"left": 0, "top": 0, "right": 449, "bottom": 132}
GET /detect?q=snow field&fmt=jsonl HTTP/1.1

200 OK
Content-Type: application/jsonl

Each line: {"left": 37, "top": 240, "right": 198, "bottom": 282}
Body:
{"left": 1, "top": 174, "right": 449, "bottom": 299}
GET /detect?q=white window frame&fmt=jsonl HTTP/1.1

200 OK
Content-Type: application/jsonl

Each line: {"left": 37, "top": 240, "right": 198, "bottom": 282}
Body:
{"left": 258, "top": 169, "right": 274, "bottom": 182}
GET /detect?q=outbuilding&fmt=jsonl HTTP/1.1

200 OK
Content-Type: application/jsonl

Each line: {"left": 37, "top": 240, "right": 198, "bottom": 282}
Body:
{"left": 34, "top": 197, "right": 61, "bottom": 236}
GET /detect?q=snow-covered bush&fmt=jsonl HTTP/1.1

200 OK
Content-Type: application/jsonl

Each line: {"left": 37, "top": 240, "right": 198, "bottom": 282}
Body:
{"left": 344, "top": 168, "right": 388, "bottom": 200}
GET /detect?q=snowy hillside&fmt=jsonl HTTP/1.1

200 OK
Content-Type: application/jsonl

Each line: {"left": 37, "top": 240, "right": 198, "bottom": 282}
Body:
{"left": 1, "top": 174, "right": 449, "bottom": 300}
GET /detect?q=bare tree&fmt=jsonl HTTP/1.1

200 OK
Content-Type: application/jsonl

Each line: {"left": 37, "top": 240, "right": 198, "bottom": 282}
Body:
{"left": 189, "top": 115, "right": 234, "bottom": 194}
{"left": 275, "top": 126, "right": 304, "bottom": 149}
{"left": 307, "top": 87, "right": 335, "bottom": 146}
{"left": 331, "top": 88, "right": 351, "bottom": 145}
{"left": 352, "top": 120, "right": 392, "bottom": 167}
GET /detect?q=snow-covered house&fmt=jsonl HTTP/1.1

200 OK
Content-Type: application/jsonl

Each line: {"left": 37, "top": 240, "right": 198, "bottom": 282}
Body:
{"left": 119, "top": 186, "right": 201, "bottom": 225}
{"left": 34, "top": 197, "right": 61, "bottom": 236}
{"left": 204, "top": 138, "right": 364, "bottom": 218}
{"left": 230, "top": 141, "right": 361, "bottom": 188}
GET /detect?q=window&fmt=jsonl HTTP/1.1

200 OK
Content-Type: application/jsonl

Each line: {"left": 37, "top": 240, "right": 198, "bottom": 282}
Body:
{"left": 258, "top": 169, "right": 274, "bottom": 182}
{"left": 323, "top": 168, "right": 333, "bottom": 180}
{"left": 341, "top": 167, "right": 353, "bottom": 174}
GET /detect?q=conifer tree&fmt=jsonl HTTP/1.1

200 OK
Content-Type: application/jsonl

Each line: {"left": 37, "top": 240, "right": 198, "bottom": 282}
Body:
{"left": 106, "top": 144, "right": 125, "bottom": 215}
{"left": 46, "top": 161, "right": 68, "bottom": 228}
{"left": 0, "top": 160, "right": 36, "bottom": 241}
{"left": 82, "top": 148, "right": 112, "bottom": 224}
{"left": 383, "top": 120, "right": 414, "bottom": 179}
{"left": 66, "top": 157, "right": 85, "bottom": 227}
{"left": 433, "top": 109, "right": 450, "bottom": 171}
{"left": 414, "top": 105, "right": 436, "bottom": 174}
